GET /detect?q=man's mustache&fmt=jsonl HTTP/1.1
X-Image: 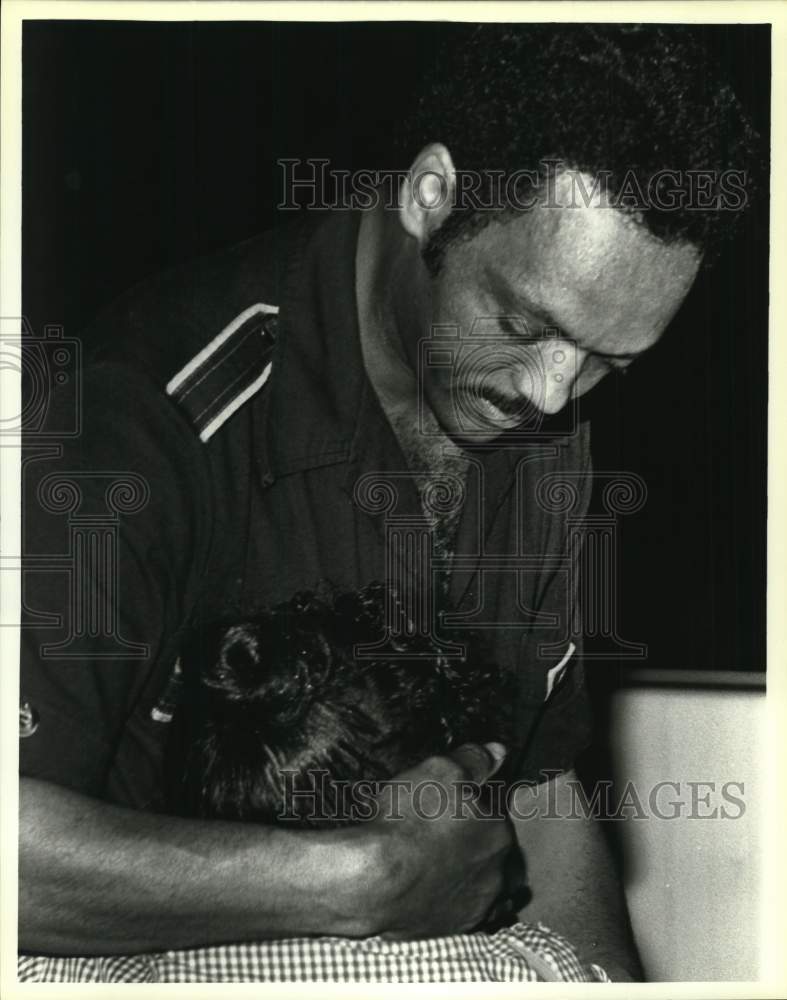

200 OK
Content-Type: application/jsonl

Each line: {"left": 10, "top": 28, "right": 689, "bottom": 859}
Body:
{"left": 455, "top": 382, "right": 540, "bottom": 420}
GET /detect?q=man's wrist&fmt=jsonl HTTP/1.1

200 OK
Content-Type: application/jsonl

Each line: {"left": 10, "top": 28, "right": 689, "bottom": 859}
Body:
{"left": 293, "top": 825, "right": 385, "bottom": 938}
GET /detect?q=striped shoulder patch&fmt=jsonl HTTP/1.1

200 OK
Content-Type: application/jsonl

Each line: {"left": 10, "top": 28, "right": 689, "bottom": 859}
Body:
{"left": 166, "top": 303, "right": 278, "bottom": 442}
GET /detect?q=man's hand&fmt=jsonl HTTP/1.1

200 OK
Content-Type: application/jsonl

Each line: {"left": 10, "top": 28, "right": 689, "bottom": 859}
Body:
{"left": 19, "top": 748, "right": 521, "bottom": 953}
{"left": 366, "top": 742, "right": 523, "bottom": 939}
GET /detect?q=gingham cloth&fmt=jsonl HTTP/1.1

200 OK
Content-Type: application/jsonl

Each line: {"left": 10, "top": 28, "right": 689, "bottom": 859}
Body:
{"left": 18, "top": 922, "right": 610, "bottom": 983}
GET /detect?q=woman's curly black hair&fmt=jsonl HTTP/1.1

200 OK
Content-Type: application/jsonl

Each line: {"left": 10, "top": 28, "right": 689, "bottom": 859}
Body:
{"left": 166, "top": 583, "right": 513, "bottom": 826}
{"left": 398, "top": 23, "right": 764, "bottom": 273}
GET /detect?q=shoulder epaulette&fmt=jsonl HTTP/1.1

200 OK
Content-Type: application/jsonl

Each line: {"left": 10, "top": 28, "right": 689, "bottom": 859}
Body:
{"left": 165, "top": 303, "right": 278, "bottom": 442}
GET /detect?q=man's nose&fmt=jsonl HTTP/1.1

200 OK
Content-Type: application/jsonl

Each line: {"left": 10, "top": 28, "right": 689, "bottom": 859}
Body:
{"left": 514, "top": 341, "right": 585, "bottom": 415}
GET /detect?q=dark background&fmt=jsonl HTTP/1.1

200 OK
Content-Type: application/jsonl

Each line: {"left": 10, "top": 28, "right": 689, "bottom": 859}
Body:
{"left": 22, "top": 20, "right": 769, "bottom": 676}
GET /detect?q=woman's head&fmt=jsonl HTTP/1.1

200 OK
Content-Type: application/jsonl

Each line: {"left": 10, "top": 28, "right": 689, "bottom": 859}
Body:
{"left": 166, "top": 583, "right": 512, "bottom": 826}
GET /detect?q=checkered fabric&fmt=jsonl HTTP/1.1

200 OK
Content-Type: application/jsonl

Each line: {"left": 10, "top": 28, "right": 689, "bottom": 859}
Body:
{"left": 18, "top": 922, "right": 610, "bottom": 983}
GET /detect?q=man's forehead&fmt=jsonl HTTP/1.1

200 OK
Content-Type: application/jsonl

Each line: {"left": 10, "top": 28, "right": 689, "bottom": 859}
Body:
{"left": 463, "top": 174, "right": 702, "bottom": 351}
{"left": 497, "top": 174, "right": 698, "bottom": 283}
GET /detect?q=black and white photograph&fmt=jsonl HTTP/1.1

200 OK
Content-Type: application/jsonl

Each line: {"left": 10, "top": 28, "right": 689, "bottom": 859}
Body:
{"left": 2, "top": 1, "right": 783, "bottom": 990}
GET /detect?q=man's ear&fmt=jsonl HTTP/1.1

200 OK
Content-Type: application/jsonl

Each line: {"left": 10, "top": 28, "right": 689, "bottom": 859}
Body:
{"left": 399, "top": 143, "right": 456, "bottom": 245}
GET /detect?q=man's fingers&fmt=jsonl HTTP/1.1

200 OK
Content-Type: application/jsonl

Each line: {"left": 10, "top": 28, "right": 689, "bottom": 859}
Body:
{"left": 381, "top": 741, "right": 508, "bottom": 790}
{"left": 448, "top": 742, "right": 507, "bottom": 783}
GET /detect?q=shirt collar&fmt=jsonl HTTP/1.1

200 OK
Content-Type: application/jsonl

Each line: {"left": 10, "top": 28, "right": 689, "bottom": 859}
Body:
{"left": 262, "top": 209, "right": 578, "bottom": 493}
{"left": 264, "top": 210, "right": 369, "bottom": 478}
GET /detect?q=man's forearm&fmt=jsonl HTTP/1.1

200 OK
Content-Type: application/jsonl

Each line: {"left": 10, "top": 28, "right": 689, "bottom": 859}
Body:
{"left": 19, "top": 777, "right": 375, "bottom": 954}
{"left": 510, "top": 771, "right": 643, "bottom": 982}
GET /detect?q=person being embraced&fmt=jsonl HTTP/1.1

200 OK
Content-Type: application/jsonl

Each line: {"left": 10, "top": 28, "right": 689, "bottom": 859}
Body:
{"left": 19, "top": 584, "right": 608, "bottom": 983}
{"left": 167, "top": 582, "right": 512, "bottom": 828}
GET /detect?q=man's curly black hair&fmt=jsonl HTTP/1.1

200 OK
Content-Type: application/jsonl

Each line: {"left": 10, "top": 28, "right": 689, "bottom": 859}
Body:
{"left": 398, "top": 24, "right": 763, "bottom": 273}
{"left": 166, "top": 583, "right": 513, "bottom": 827}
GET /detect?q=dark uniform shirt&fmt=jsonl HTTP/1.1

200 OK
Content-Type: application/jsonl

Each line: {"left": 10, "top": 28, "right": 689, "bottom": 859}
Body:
{"left": 20, "top": 211, "right": 593, "bottom": 810}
